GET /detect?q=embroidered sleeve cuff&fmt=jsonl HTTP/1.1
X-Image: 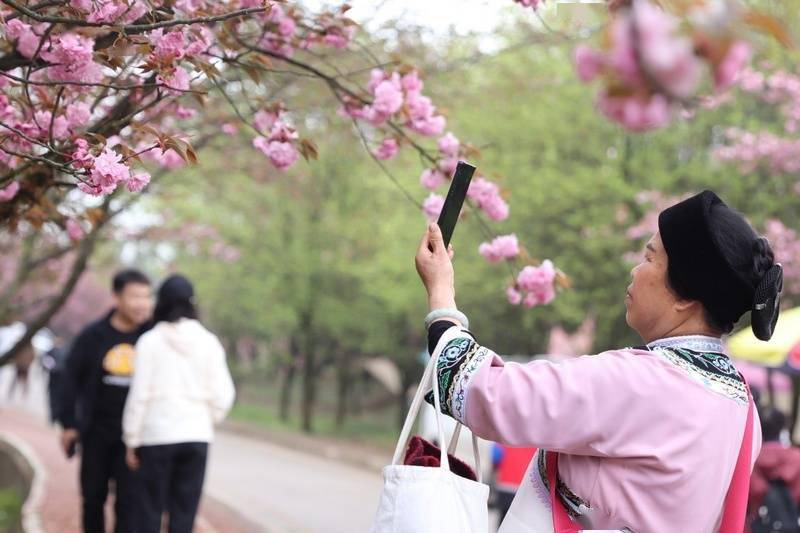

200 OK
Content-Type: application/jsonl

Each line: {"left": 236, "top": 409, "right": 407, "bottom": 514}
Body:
{"left": 426, "top": 327, "right": 491, "bottom": 425}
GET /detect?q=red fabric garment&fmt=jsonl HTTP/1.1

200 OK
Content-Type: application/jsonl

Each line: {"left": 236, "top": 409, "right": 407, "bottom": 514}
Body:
{"left": 749, "top": 442, "right": 800, "bottom": 512}
{"left": 496, "top": 445, "right": 537, "bottom": 489}
{"left": 403, "top": 435, "right": 477, "bottom": 481}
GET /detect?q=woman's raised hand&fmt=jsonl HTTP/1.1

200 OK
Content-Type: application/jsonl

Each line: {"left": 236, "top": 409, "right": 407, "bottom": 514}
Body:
{"left": 415, "top": 223, "right": 456, "bottom": 310}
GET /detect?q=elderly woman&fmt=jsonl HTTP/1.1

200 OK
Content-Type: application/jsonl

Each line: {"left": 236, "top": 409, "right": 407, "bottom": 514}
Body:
{"left": 415, "top": 190, "right": 783, "bottom": 532}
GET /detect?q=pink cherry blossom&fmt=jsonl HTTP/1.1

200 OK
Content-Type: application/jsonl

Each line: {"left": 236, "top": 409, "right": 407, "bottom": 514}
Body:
{"left": 34, "top": 111, "right": 69, "bottom": 140}
{"left": 479, "top": 234, "right": 520, "bottom": 263}
{"left": 363, "top": 106, "right": 391, "bottom": 127}
{"left": 258, "top": 31, "right": 294, "bottom": 57}
{"left": 506, "top": 286, "right": 522, "bottom": 305}
{"left": 367, "top": 69, "right": 386, "bottom": 93}
{"left": 607, "top": 16, "right": 642, "bottom": 87}
{"left": 278, "top": 16, "right": 297, "bottom": 37}
{"left": 437, "top": 132, "right": 460, "bottom": 156}
{"left": 41, "top": 33, "right": 103, "bottom": 84}
{"left": 372, "top": 79, "right": 404, "bottom": 116}
{"left": 482, "top": 197, "right": 510, "bottom": 221}
{"left": 175, "top": 0, "right": 205, "bottom": 15}
{"left": 157, "top": 66, "right": 191, "bottom": 95}
{"left": 5, "top": 19, "right": 42, "bottom": 59}
{"left": 374, "top": 139, "right": 398, "bottom": 160}
{"left": 146, "top": 148, "right": 185, "bottom": 170}
{"left": 409, "top": 115, "right": 446, "bottom": 137}
{"left": 0, "top": 181, "right": 20, "bottom": 202}
{"left": 715, "top": 41, "right": 751, "bottom": 91}
{"left": 268, "top": 121, "right": 298, "bottom": 143}
{"left": 515, "top": 0, "right": 543, "bottom": 9}
{"left": 66, "top": 218, "right": 84, "bottom": 241}
{"left": 574, "top": 44, "right": 604, "bottom": 83}
{"left": 176, "top": 106, "right": 197, "bottom": 119}
{"left": 253, "top": 137, "right": 298, "bottom": 170}
{"left": 739, "top": 68, "right": 765, "bottom": 93}
{"left": 423, "top": 193, "right": 445, "bottom": 222}
{"left": 402, "top": 71, "right": 424, "bottom": 95}
{"left": 86, "top": 1, "right": 128, "bottom": 23}
{"left": 763, "top": 219, "right": 800, "bottom": 298}
{"left": 420, "top": 169, "right": 447, "bottom": 190}
{"left": 635, "top": 0, "right": 703, "bottom": 99}
{"left": 70, "top": 139, "right": 94, "bottom": 170}
{"left": 406, "top": 93, "right": 434, "bottom": 120}
{"left": 83, "top": 147, "right": 130, "bottom": 196}
{"left": 322, "top": 26, "right": 355, "bottom": 49}
{"left": 151, "top": 30, "right": 186, "bottom": 62}
{"left": 516, "top": 260, "right": 557, "bottom": 307}
{"left": 438, "top": 157, "right": 458, "bottom": 176}
{"left": 221, "top": 123, "right": 237, "bottom": 136}
{"left": 126, "top": 172, "right": 151, "bottom": 193}
{"left": 66, "top": 102, "right": 91, "bottom": 130}
{"left": 597, "top": 92, "right": 671, "bottom": 132}
{"left": 254, "top": 109, "right": 279, "bottom": 133}
{"left": 468, "top": 177, "right": 510, "bottom": 221}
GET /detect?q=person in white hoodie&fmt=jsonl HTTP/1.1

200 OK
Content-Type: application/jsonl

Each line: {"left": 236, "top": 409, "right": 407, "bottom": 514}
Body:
{"left": 122, "top": 274, "right": 235, "bottom": 533}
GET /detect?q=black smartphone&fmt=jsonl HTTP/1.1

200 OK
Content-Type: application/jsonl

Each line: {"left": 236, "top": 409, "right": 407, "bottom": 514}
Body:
{"left": 436, "top": 161, "right": 476, "bottom": 248}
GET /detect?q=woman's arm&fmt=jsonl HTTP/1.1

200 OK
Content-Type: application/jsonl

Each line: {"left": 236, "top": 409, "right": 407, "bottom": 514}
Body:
{"left": 428, "top": 327, "right": 659, "bottom": 456}
{"left": 207, "top": 335, "right": 235, "bottom": 423}
{"left": 122, "top": 336, "right": 153, "bottom": 449}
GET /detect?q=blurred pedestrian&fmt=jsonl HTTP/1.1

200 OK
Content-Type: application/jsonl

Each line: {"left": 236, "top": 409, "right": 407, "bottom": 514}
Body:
{"left": 123, "top": 274, "right": 235, "bottom": 533}
{"left": 0, "top": 320, "right": 34, "bottom": 400}
{"left": 749, "top": 407, "right": 800, "bottom": 533}
{"left": 59, "top": 269, "right": 153, "bottom": 533}
{"left": 491, "top": 443, "right": 537, "bottom": 523}
{"left": 42, "top": 336, "right": 70, "bottom": 424}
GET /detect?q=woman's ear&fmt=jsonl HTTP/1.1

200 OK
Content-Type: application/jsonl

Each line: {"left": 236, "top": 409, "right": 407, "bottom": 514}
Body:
{"left": 673, "top": 298, "right": 700, "bottom": 314}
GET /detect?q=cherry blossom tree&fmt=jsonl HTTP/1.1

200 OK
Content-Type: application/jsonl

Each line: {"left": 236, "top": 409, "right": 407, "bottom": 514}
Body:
{"left": 0, "top": 0, "right": 783, "bottom": 365}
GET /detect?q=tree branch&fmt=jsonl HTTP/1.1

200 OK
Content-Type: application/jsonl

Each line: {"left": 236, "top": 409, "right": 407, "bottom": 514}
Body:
{"left": 0, "top": 196, "right": 111, "bottom": 367}
{"left": 0, "top": 1, "right": 267, "bottom": 31}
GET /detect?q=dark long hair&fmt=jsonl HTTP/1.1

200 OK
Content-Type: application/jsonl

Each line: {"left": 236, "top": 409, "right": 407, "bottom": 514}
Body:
{"left": 152, "top": 274, "right": 198, "bottom": 324}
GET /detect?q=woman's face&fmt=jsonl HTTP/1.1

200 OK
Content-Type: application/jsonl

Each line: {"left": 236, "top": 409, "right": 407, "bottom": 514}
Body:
{"left": 625, "top": 232, "right": 681, "bottom": 342}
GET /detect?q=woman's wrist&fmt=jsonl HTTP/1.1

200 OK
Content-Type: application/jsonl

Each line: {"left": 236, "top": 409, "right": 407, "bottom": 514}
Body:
{"left": 427, "top": 286, "right": 456, "bottom": 311}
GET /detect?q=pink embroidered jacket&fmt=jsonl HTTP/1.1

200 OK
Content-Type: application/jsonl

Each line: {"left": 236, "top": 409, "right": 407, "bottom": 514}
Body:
{"left": 431, "top": 327, "right": 761, "bottom": 532}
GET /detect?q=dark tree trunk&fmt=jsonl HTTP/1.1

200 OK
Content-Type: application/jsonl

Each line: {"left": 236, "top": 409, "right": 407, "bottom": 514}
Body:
{"left": 300, "top": 311, "right": 317, "bottom": 433}
{"left": 279, "top": 336, "right": 300, "bottom": 422}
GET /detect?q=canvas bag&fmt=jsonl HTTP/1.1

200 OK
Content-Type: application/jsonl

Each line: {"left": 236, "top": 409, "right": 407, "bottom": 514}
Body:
{"left": 369, "top": 342, "right": 490, "bottom": 533}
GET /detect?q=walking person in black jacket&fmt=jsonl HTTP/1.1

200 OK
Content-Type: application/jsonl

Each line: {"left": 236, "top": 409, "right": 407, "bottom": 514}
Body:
{"left": 59, "top": 269, "right": 153, "bottom": 533}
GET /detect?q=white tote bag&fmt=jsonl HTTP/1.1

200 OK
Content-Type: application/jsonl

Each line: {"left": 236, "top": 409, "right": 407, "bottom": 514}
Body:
{"left": 369, "top": 345, "right": 490, "bottom": 533}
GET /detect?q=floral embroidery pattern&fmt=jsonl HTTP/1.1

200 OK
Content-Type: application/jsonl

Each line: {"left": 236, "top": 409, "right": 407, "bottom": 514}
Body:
{"left": 654, "top": 347, "right": 747, "bottom": 404}
{"left": 425, "top": 335, "right": 490, "bottom": 423}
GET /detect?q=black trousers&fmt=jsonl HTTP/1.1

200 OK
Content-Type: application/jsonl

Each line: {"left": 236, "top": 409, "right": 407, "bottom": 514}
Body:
{"left": 135, "top": 442, "right": 208, "bottom": 533}
{"left": 496, "top": 489, "right": 516, "bottom": 524}
{"left": 80, "top": 427, "right": 137, "bottom": 533}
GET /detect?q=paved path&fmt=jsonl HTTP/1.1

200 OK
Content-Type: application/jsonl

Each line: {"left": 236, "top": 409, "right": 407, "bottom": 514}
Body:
{"left": 0, "top": 362, "right": 385, "bottom": 532}
{"left": 1, "top": 359, "right": 497, "bottom": 532}
{"left": 205, "top": 431, "right": 383, "bottom": 533}
{"left": 0, "top": 407, "right": 256, "bottom": 533}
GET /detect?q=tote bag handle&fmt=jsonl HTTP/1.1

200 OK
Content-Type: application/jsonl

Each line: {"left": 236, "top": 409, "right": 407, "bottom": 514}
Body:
{"left": 391, "top": 336, "right": 482, "bottom": 481}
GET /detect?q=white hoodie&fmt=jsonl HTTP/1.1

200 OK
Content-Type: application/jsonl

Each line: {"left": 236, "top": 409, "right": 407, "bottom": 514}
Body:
{"left": 123, "top": 319, "right": 235, "bottom": 448}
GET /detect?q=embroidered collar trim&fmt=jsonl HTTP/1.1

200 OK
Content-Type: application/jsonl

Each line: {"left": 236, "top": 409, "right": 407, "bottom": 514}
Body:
{"left": 647, "top": 335, "right": 725, "bottom": 354}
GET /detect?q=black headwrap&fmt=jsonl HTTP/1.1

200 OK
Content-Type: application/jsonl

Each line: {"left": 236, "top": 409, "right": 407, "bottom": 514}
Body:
{"left": 658, "top": 190, "right": 783, "bottom": 341}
